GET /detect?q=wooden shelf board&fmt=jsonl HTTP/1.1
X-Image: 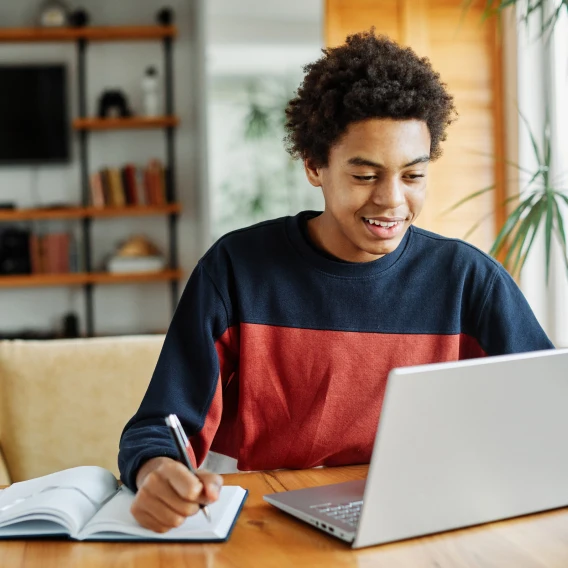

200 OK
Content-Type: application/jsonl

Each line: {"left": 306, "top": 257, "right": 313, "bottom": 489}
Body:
{"left": 73, "top": 116, "right": 179, "bottom": 130}
{"left": 0, "top": 273, "right": 88, "bottom": 288}
{"left": 88, "top": 270, "right": 182, "bottom": 285}
{"left": 0, "top": 26, "right": 177, "bottom": 43}
{"left": 0, "top": 204, "right": 181, "bottom": 221}
{"left": 79, "top": 25, "right": 177, "bottom": 41}
{"left": 88, "top": 204, "right": 181, "bottom": 217}
{"left": 0, "top": 270, "right": 182, "bottom": 288}
{"left": 0, "top": 208, "right": 84, "bottom": 221}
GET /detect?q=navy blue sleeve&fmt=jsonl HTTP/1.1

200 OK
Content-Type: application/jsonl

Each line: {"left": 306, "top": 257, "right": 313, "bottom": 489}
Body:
{"left": 475, "top": 265, "right": 554, "bottom": 356}
{"left": 118, "top": 262, "right": 231, "bottom": 491}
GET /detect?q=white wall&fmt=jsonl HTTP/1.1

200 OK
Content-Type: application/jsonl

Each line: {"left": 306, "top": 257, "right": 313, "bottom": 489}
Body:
{"left": 0, "top": 0, "right": 205, "bottom": 336}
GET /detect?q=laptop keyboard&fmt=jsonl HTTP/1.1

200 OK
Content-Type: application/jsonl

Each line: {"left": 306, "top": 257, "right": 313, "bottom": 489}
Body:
{"left": 311, "top": 500, "right": 363, "bottom": 528}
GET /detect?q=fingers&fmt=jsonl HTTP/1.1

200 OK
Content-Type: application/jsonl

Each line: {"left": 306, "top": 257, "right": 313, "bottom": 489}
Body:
{"left": 150, "top": 474, "right": 202, "bottom": 517}
{"left": 132, "top": 489, "right": 190, "bottom": 533}
{"left": 159, "top": 461, "right": 222, "bottom": 504}
{"left": 163, "top": 460, "right": 204, "bottom": 500}
{"left": 130, "top": 458, "right": 223, "bottom": 533}
{"left": 197, "top": 471, "right": 224, "bottom": 502}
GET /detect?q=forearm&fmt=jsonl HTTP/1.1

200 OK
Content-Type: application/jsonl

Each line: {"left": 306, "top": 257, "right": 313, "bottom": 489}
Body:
{"left": 118, "top": 262, "right": 234, "bottom": 491}
{"left": 118, "top": 422, "right": 179, "bottom": 491}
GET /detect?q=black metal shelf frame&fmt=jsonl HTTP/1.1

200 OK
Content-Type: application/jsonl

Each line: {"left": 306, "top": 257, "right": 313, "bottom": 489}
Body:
{"left": 76, "top": 34, "right": 179, "bottom": 336}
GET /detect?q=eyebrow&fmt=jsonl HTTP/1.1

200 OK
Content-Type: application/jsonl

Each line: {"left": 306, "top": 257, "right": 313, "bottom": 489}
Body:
{"left": 347, "top": 155, "right": 430, "bottom": 169}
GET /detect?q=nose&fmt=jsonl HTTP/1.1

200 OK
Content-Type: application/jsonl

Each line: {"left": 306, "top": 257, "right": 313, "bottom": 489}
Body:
{"left": 372, "top": 175, "right": 405, "bottom": 210}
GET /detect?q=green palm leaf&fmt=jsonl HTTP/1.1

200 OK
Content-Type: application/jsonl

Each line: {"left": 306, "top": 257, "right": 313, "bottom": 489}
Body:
{"left": 503, "top": 197, "right": 543, "bottom": 269}
{"left": 463, "top": 0, "right": 568, "bottom": 38}
{"left": 518, "top": 109, "right": 542, "bottom": 166}
{"left": 509, "top": 197, "right": 545, "bottom": 275}
{"left": 441, "top": 185, "right": 495, "bottom": 216}
{"left": 456, "top": 2, "right": 568, "bottom": 282}
{"left": 458, "top": 194, "right": 520, "bottom": 240}
{"left": 544, "top": 192, "right": 554, "bottom": 282}
{"left": 463, "top": 213, "right": 493, "bottom": 240}
{"left": 489, "top": 193, "right": 539, "bottom": 257}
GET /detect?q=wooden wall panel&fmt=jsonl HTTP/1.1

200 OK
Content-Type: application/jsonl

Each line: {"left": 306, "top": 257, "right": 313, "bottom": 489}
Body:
{"left": 325, "top": 0, "right": 401, "bottom": 46}
{"left": 325, "top": 0, "right": 504, "bottom": 252}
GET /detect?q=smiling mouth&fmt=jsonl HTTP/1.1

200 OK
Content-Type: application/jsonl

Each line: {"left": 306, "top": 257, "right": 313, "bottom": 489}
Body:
{"left": 362, "top": 218, "right": 402, "bottom": 228}
{"left": 362, "top": 217, "right": 405, "bottom": 239}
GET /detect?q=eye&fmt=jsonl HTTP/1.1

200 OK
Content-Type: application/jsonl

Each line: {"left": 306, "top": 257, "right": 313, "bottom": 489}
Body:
{"left": 352, "top": 175, "right": 377, "bottom": 181}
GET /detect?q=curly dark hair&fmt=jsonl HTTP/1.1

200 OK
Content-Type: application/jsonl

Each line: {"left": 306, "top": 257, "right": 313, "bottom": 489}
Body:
{"left": 285, "top": 30, "right": 457, "bottom": 166}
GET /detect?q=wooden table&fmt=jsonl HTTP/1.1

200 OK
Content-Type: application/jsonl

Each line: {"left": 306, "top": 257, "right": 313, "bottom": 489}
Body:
{"left": 2, "top": 464, "right": 568, "bottom": 567}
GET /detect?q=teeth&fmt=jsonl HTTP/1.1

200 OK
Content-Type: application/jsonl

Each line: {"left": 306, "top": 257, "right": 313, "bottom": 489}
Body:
{"left": 365, "top": 218, "right": 398, "bottom": 228}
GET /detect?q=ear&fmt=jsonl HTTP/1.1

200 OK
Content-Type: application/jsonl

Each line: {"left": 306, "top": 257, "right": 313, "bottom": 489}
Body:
{"left": 304, "top": 158, "right": 323, "bottom": 188}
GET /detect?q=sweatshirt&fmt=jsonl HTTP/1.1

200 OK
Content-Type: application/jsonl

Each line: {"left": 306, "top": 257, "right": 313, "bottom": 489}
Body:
{"left": 118, "top": 211, "right": 553, "bottom": 490}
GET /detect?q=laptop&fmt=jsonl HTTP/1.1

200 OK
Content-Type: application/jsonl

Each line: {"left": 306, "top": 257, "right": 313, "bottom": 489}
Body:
{"left": 263, "top": 348, "right": 568, "bottom": 548}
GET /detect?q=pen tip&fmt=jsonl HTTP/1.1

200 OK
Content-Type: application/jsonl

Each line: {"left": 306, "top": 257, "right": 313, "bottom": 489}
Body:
{"left": 203, "top": 506, "right": 212, "bottom": 522}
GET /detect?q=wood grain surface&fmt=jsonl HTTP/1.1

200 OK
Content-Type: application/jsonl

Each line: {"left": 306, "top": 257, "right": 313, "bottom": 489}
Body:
{"left": 0, "top": 26, "right": 176, "bottom": 43}
{"left": 2, "top": 464, "right": 568, "bottom": 567}
{"left": 0, "top": 270, "right": 182, "bottom": 288}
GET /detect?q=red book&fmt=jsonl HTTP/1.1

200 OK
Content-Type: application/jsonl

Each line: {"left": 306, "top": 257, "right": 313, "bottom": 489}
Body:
{"left": 155, "top": 159, "right": 166, "bottom": 205}
{"left": 149, "top": 159, "right": 165, "bottom": 205}
{"left": 42, "top": 235, "right": 56, "bottom": 274}
{"left": 89, "top": 172, "right": 105, "bottom": 207}
{"left": 100, "top": 168, "right": 114, "bottom": 206}
{"left": 135, "top": 167, "right": 146, "bottom": 205}
{"left": 123, "top": 164, "right": 138, "bottom": 205}
{"left": 38, "top": 236, "right": 47, "bottom": 274}
{"left": 29, "top": 234, "right": 42, "bottom": 274}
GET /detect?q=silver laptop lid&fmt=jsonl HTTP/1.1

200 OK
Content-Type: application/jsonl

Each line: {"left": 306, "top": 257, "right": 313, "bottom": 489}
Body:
{"left": 354, "top": 348, "right": 568, "bottom": 548}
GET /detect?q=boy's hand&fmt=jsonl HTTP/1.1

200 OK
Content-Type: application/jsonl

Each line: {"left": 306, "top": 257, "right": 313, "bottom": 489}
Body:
{"left": 131, "top": 456, "right": 223, "bottom": 533}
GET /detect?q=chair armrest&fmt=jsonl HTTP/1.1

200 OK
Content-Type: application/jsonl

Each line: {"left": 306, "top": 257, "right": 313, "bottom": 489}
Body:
{"left": 0, "top": 442, "right": 11, "bottom": 486}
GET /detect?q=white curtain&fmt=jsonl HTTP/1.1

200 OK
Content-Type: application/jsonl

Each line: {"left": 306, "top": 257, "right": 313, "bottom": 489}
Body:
{"left": 516, "top": 2, "right": 568, "bottom": 347}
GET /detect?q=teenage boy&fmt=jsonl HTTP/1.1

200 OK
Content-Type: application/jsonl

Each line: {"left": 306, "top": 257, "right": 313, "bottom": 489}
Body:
{"left": 119, "top": 30, "right": 553, "bottom": 532}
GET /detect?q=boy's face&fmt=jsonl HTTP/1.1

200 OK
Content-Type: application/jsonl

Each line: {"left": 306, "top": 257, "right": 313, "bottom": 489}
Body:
{"left": 305, "top": 118, "right": 431, "bottom": 263}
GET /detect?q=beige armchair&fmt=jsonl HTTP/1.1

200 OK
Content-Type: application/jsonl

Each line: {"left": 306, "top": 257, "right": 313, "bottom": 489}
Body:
{"left": 0, "top": 335, "right": 164, "bottom": 484}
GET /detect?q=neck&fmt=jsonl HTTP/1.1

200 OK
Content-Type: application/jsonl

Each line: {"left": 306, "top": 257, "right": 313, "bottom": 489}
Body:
{"left": 306, "top": 211, "right": 384, "bottom": 263}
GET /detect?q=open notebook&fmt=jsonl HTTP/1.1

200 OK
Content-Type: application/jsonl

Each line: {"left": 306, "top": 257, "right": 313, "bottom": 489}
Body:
{"left": 0, "top": 466, "right": 247, "bottom": 542}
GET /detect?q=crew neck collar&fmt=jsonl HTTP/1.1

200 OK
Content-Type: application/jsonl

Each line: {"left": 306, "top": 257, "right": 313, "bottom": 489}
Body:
{"left": 286, "top": 211, "right": 412, "bottom": 278}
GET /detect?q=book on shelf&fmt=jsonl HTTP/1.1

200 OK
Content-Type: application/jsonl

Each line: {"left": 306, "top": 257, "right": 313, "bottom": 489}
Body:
{"left": 0, "top": 466, "right": 247, "bottom": 542}
{"left": 89, "top": 159, "right": 168, "bottom": 208}
{"left": 89, "top": 173, "right": 105, "bottom": 208}
{"left": 29, "top": 234, "right": 41, "bottom": 274}
{"left": 29, "top": 233, "right": 73, "bottom": 274}
{"left": 121, "top": 163, "right": 138, "bottom": 205}
{"left": 146, "top": 158, "right": 166, "bottom": 205}
{"left": 99, "top": 168, "right": 113, "bottom": 205}
{"left": 108, "top": 168, "right": 126, "bottom": 207}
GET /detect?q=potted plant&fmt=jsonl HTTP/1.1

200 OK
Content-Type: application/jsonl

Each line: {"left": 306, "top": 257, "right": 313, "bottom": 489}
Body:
{"left": 454, "top": 0, "right": 568, "bottom": 282}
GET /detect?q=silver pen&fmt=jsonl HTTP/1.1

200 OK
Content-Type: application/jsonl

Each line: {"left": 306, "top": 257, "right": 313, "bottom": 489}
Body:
{"left": 165, "top": 414, "right": 211, "bottom": 522}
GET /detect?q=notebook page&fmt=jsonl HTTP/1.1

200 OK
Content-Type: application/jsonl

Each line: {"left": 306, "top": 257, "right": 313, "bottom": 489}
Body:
{"left": 0, "top": 519, "right": 69, "bottom": 537}
{"left": 0, "top": 467, "right": 118, "bottom": 536}
{"left": 79, "top": 485, "right": 246, "bottom": 540}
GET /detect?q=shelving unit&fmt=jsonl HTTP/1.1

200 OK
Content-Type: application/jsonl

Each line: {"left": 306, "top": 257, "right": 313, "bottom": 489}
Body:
{"left": 73, "top": 116, "right": 180, "bottom": 130}
{"left": 0, "top": 25, "right": 182, "bottom": 336}
{"left": 0, "top": 204, "right": 181, "bottom": 222}
{"left": 0, "top": 26, "right": 176, "bottom": 42}
{"left": 0, "top": 270, "right": 182, "bottom": 289}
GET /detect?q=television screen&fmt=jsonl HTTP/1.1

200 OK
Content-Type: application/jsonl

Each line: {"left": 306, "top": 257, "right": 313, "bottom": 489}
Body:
{"left": 0, "top": 65, "right": 69, "bottom": 164}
